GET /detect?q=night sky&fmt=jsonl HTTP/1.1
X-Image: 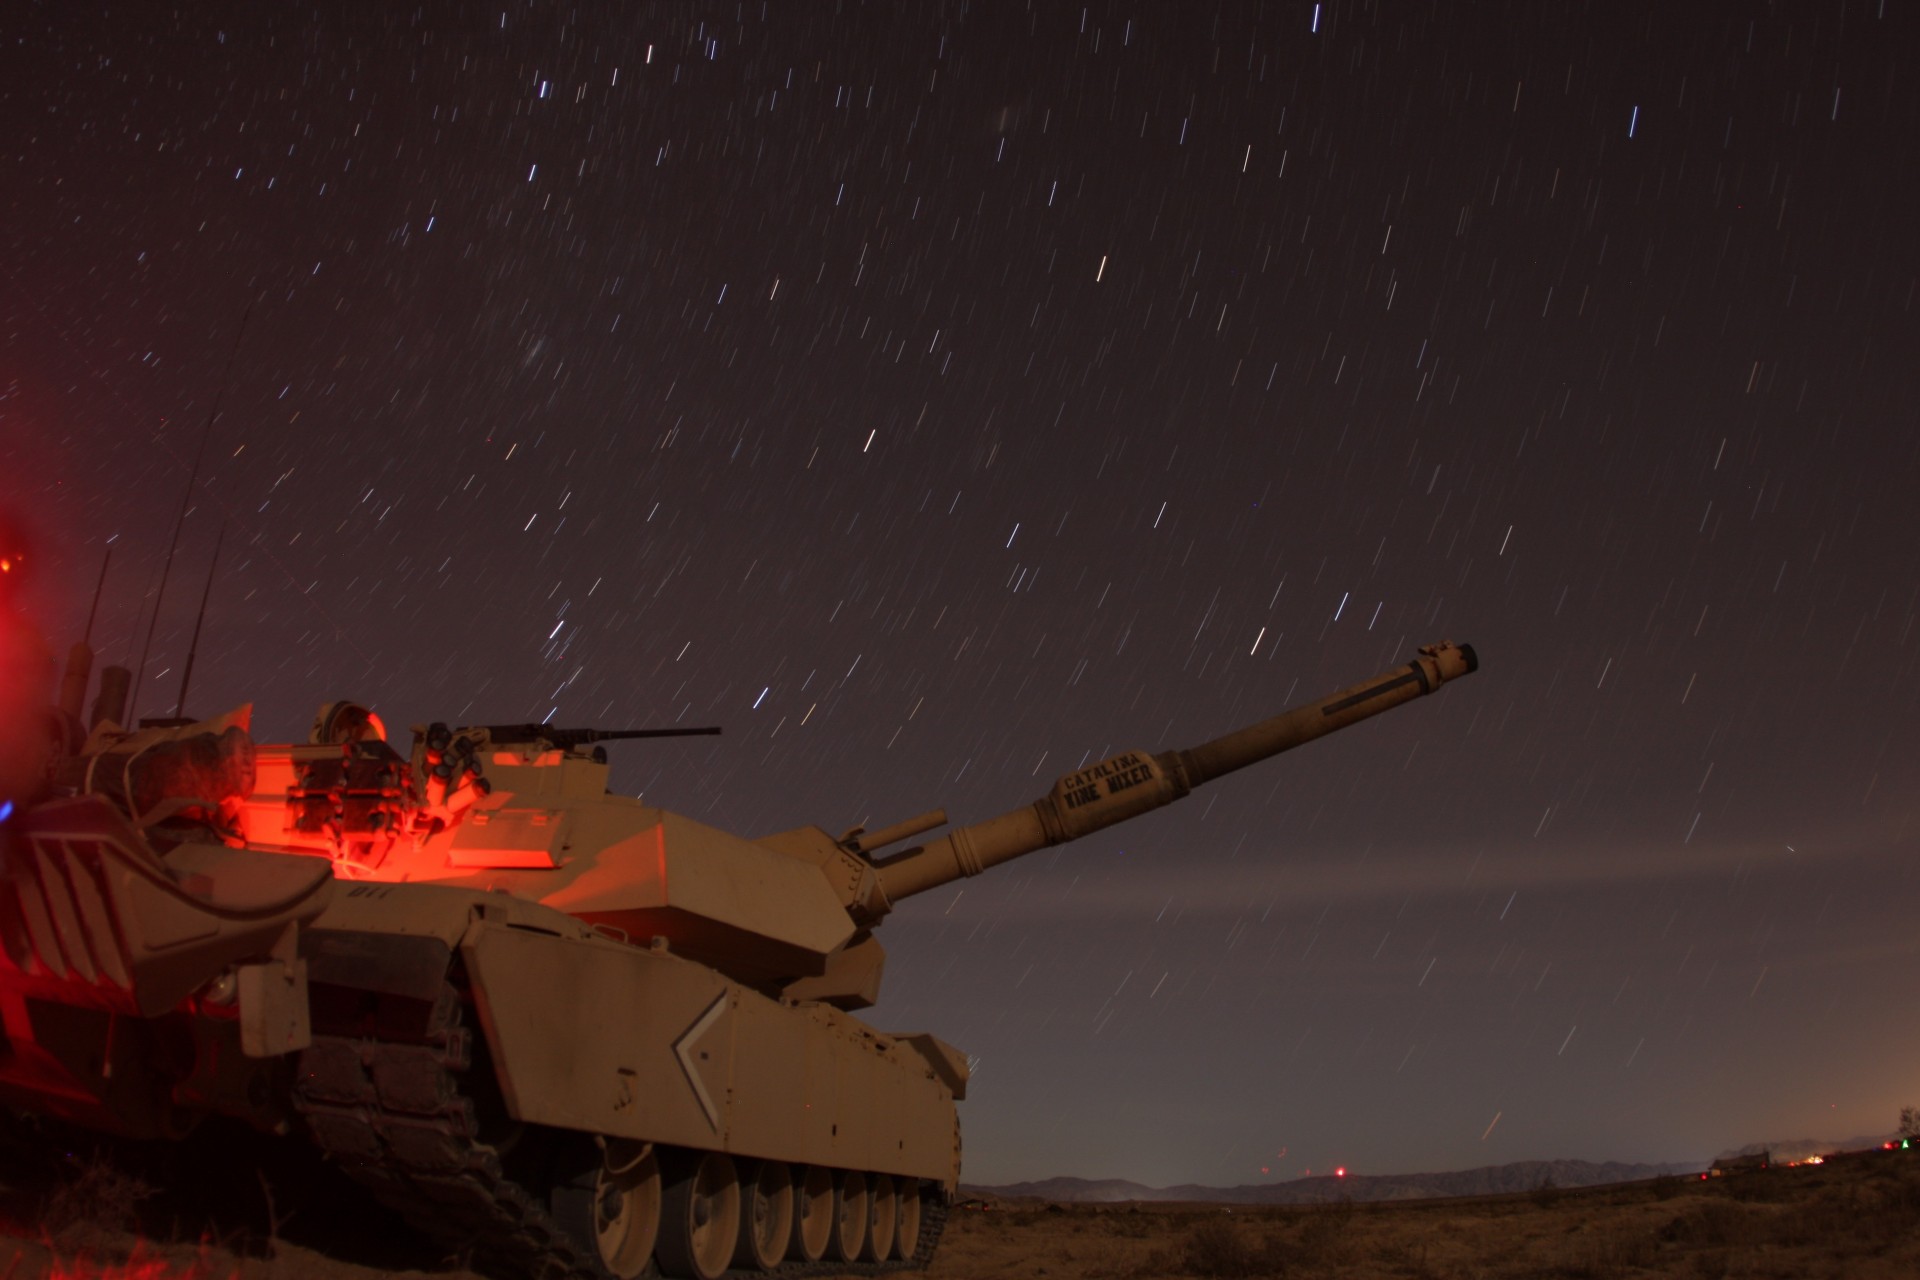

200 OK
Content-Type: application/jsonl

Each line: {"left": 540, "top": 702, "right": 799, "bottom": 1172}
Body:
{"left": 5, "top": 2, "right": 1919, "bottom": 1188}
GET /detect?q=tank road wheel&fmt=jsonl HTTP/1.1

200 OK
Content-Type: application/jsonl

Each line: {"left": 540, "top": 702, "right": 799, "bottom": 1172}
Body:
{"left": 733, "top": 1159, "right": 793, "bottom": 1271}
{"left": 829, "top": 1168, "right": 869, "bottom": 1263}
{"left": 860, "top": 1173, "right": 897, "bottom": 1263}
{"left": 657, "top": 1150, "right": 741, "bottom": 1280}
{"left": 593, "top": 1145, "right": 663, "bottom": 1278}
{"left": 788, "top": 1163, "right": 834, "bottom": 1262}
{"left": 894, "top": 1177, "right": 924, "bottom": 1260}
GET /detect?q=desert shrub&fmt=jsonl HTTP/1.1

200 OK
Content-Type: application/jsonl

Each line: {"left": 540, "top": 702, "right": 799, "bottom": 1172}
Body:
{"left": 1884, "top": 1162, "right": 1920, "bottom": 1212}
{"left": 1722, "top": 1173, "right": 1790, "bottom": 1203}
{"left": 1371, "top": 1238, "right": 1445, "bottom": 1278}
{"left": 1765, "top": 1201, "right": 1829, "bottom": 1250}
{"left": 1517, "top": 1224, "right": 1661, "bottom": 1280}
{"left": 1585, "top": 1226, "right": 1658, "bottom": 1274}
{"left": 1295, "top": 1199, "right": 1355, "bottom": 1260}
{"left": 1181, "top": 1219, "right": 1264, "bottom": 1277}
{"left": 41, "top": 1152, "right": 158, "bottom": 1237}
{"left": 1108, "top": 1207, "right": 1160, "bottom": 1239}
{"left": 1687, "top": 1249, "right": 1731, "bottom": 1279}
{"left": 1656, "top": 1199, "right": 1750, "bottom": 1249}
{"left": 1788, "top": 1163, "right": 1920, "bottom": 1250}
{"left": 1137, "top": 1217, "right": 1324, "bottom": 1278}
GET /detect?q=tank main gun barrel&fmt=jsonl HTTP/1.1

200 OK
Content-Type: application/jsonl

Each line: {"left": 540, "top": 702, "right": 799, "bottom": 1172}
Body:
{"left": 865, "top": 641, "right": 1477, "bottom": 915}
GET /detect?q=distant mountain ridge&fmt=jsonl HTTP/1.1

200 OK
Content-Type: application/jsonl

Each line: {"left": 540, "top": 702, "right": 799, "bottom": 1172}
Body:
{"left": 968, "top": 1158, "right": 1703, "bottom": 1205}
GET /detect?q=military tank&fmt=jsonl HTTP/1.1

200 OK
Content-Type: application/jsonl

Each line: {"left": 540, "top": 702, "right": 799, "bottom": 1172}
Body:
{"left": 0, "top": 616, "right": 1477, "bottom": 1279}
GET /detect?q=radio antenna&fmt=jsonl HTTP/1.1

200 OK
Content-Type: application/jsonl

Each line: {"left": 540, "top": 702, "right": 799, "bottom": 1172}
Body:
{"left": 130, "top": 302, "right": 251, "bottom": 720}
{"left": 82, "top": 545, "right": 112, "bottom": 645}
{"left": 171, "top": 520, "right": 225, "bottom": 721}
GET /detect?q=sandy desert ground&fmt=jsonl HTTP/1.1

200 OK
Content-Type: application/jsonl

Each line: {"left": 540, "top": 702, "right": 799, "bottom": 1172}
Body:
{"left": 2, "top": 1145, "right": 1916, "bottom": 1279}
{"left": 922, "top": 1151, "right": 1920, "bottom": 1279}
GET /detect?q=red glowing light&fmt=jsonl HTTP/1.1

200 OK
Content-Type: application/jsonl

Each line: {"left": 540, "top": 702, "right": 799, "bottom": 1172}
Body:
{"left": 1335, "top": 1166, "right": 1347, "bottom": 1177}
{"left": 44, "top": 1241, "right": 236, "bottom": 1280}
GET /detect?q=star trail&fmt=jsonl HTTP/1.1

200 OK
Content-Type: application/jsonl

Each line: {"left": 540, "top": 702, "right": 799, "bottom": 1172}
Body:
{"left": 4, "top": 1, "right": 1917, "bottom": 1187}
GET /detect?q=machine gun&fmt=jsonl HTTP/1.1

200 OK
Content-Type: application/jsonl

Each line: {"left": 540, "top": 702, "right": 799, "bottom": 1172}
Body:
{"left": 462, "top": 723, "right": 723, "bottom": 751}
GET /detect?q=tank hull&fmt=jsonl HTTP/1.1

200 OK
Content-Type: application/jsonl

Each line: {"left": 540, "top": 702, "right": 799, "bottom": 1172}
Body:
{"left": 305, "top": 881, "right": 963, "bottom": 1188}
{"left": 0, "top": 798, "right": 959, "bottom": 1278}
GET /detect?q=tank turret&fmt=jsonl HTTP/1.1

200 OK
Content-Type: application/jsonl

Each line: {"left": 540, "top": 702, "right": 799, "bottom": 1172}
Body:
{"left": 169, "top": 642, "right": 1474, "bottom": 1008}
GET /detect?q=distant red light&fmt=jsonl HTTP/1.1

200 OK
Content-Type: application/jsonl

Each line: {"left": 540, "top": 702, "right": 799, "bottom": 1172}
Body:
{"left": 1335, "top": 1167, "right": 1347, "bottom": 1178}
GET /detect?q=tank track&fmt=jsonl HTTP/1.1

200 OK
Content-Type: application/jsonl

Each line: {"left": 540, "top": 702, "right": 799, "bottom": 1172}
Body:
{"left": 291, "top": 984, "right": 947, "bottom": 1280}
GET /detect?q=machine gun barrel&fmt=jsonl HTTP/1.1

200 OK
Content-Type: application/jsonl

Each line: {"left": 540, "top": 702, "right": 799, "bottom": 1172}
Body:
{"left": 868, "top": 642, "right": 1477, "bottom": 912}
{"left": 481, "top": 724, "right": 722, "bottom": 749}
